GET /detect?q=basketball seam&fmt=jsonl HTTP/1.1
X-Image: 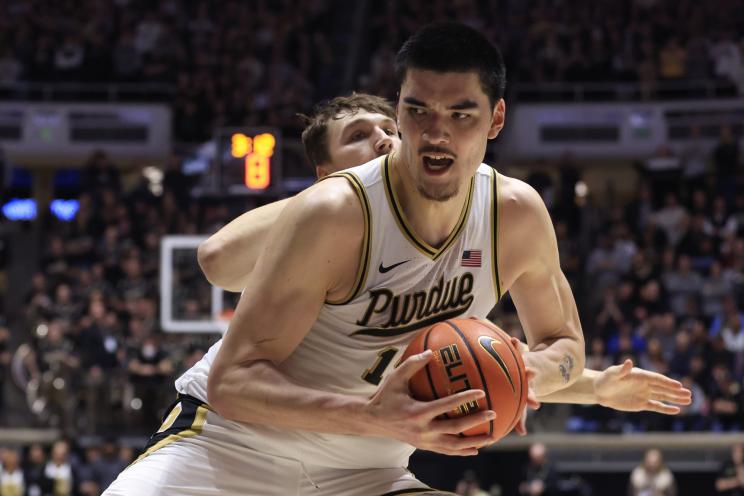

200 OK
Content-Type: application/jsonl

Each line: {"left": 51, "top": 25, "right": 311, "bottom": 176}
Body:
{"left": 423, "top": 327, "right": 448, "bottom": 419}
{"left": 444, "top": 320, "right": 493, "bottom": 437}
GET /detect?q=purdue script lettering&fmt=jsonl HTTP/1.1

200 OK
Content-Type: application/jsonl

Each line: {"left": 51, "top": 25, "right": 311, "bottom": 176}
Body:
{"left": 351, "top": 273, "right": 474, "bottom": 338}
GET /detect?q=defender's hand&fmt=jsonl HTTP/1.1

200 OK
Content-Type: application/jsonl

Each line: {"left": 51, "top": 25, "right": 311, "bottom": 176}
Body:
{"left": 364, "top": 350, "right": 498, "bottom": 456}
{"left": 595, "top": 359, "right": 692, "bottom": 414}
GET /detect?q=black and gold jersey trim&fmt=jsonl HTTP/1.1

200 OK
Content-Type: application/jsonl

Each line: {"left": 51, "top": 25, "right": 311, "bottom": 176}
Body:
{"left": 382, "top": 155, "right": 473, "bottom": 261}
{"left": 490, "top": 169, "right": 501, "bottom": 300}
{"left": 133, "top": 394, "right": 210, "bottom": 465}
{"left": 324, "top": 171, "right": 372, "bottom": 305}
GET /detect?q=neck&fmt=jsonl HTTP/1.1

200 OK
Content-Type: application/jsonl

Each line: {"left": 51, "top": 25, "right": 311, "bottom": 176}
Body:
{"left": 389, "top": 153, "right": 470, "bottom": 248}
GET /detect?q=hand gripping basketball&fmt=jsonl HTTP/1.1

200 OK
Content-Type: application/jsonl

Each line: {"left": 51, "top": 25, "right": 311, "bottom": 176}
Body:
{"left": 364, "top": 349, "right": 500, "bottom": 457}
{"left": 401, "top": 318, "right": 529, "bottom": 440}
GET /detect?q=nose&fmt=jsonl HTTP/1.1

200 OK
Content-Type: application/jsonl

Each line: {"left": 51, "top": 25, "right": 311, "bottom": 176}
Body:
{"left": 421, "top": 115, "right": 450, "bottom": 144}
{"left": 374, "top": 128, "right": 394, "bottom": 155}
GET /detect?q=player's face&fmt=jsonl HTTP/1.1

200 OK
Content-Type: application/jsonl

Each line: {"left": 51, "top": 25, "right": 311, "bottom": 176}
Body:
{"left": 321, "top": 110, "right": 400, "bottom": 176}
{"left": 396, "top": 69, "right": 505, "bottom": 202}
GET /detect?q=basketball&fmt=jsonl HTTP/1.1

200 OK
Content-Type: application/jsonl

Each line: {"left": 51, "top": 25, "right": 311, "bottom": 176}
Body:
{"left": 402, "top": 317, "right": 528, "bottom": 440}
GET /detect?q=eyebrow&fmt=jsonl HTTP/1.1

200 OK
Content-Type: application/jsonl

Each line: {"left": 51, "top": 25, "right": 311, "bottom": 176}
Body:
{"left": 402, "top": 97, "right": 479, "bottom": 111}
{"left": 341, "top": 116, "right": 397, "bottom": 136}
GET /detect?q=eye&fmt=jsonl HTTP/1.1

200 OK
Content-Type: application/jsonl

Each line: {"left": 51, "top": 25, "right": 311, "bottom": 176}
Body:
{"left": 349, "top": 130, "right": 367, "bottom": 142}
{"left": 384, "top": 128, "right": 397, "bottom": 136}
{"left": 409, "top": 107, "right": 426, "bottom": 116}
{"left": 452, "top": 112, "right": 471, "bottom": 120}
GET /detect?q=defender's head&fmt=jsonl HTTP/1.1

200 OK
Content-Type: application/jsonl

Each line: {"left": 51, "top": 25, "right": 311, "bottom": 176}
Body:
{"left": 301, "top": 93, "right": 399, "bottom": 179}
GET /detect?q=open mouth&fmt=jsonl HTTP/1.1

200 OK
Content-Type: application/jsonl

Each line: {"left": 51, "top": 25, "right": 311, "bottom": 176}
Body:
{"left": 422, "top": 154, "right": 454, "bottom": 174}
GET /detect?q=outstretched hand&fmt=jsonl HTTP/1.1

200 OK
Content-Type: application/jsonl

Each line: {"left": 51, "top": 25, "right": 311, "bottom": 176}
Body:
{"left": 594, "top": 359, "right": 692, "bottom": 414}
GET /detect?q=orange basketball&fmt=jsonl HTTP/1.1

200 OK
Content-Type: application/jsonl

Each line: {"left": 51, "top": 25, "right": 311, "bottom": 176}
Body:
{"left": 402, "top": 317, "right": 528, "bottom": 440}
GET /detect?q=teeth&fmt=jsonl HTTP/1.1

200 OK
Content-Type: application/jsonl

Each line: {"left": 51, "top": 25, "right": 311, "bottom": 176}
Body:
{"left": 424, "top": 154, "right": 449, "bottom": 159}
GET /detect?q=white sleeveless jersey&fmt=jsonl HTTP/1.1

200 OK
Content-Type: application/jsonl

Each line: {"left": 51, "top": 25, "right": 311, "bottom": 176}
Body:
{"left": 175, "top": 155, "right": 502, "bottom": 469}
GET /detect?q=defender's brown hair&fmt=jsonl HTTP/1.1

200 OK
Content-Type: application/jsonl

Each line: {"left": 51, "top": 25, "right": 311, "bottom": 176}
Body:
{"left": 300, "top": 93, "right": 396, "bottom": 168}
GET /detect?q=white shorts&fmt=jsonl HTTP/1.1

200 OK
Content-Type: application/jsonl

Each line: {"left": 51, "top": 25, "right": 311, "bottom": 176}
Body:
{"left": 103, "top": 395, "right": 455, "bottom": 496}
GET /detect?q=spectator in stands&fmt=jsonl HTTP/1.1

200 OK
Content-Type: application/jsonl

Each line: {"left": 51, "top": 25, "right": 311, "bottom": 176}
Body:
{"left": 0, "top": 448, "right": 25, "bottom": 496}
{"left": 455, "top": 469, "right": 489, "bottom": 496}
{"left": 629, "top": 448, "right": 677, "bottom": 496}
{"left": 82, "top": 150, "right": 121, "bottom": 196}
{"left": 713, "top": 125, "right": 740, "bottom": 198}
{"left": 701, "top": 262, "right": 735, "bottom": 319}
{"left": 709, "top": 363, "right": 743, "bottom": 431}
{"left": 653, "top": 192, "right": 688, "bottom": 247}
{"left": 711, "top": 296, "right": 744, "bottom": 338}
{"left": 519, "top": 443, "right": 558, "bottom": 496}
{"left": 705, "top": 196, "right": 739, "bottom": 243}
{"left": 44, "top": 440, "right": 74, "bottom": 496}
{"left": 639, "top": 338, "right": 669, "bottom": 375}
{"left": 662, "top": 254, "right": 703, "bottom": 317}
{"left": 77, "top": 444, "right": 102, "bottom": 496}
{"left": 586, "top": 337, "right": 612, "bottom": 372}
{"left": 23, "top": 443, "right": 52, "bottom": 496}
{"left": 127, "top": 335, "right": 173, "bottom": 429}
{"left": 715, "top": 443, "right": 744, "bottom": 495}
{"left": 659, "top": 37, "right": 687, "bottom": 81}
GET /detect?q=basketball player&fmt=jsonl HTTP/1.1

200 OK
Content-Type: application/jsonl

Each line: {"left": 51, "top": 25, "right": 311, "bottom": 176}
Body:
{"left": 105, "top": 23, "right": 689, "bottom": 496}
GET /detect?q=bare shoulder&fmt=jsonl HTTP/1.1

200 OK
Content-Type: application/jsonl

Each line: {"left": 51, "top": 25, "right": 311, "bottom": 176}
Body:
{"left": 497, "top": 174, "right": 558, "bottom": 289}
{"left": 285, "top": 176, "right": 365, "bottom": 236}
{"left": 497, "top": 174, "right": 550, "bottom": 231}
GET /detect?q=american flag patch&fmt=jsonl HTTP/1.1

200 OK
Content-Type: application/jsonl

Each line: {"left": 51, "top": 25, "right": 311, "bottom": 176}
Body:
{"left": 461, "top": 250, "right": 482, "bottom": 267}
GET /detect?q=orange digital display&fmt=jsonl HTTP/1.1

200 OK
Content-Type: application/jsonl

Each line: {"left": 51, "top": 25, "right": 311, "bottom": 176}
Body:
{"left": 230, "top": 132, "right": 276, "bottom": 190}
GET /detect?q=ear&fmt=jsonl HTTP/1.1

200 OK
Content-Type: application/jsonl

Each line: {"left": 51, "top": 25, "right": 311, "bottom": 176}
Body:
{"left": 487, "top": 99, "right": 506, "bottom": 140}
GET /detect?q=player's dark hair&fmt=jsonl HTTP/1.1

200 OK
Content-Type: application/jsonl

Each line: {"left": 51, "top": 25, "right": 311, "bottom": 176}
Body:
{"left": 299, "top": 93, "right": 396, "bottom": 168}
{"left": 394, "top": 21, "right": 506, "bottom": 108}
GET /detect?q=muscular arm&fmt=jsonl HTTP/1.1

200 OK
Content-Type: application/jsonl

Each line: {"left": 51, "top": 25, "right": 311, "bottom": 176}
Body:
{"left": 197, "top": 198, "right": 291, "bottom": 292}
{"left": 207, "top": 180, "right": 369, "bottom": 432}
{"left": 207, "top": 179, "right": 492, "bottom": 454}
{"left": 499, "top": 178, "right": 585, "bottom": 397}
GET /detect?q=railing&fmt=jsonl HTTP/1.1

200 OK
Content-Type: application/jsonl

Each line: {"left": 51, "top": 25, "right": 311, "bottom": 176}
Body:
{"left": 0, "top": 81, "right": 175, "bottom": 102}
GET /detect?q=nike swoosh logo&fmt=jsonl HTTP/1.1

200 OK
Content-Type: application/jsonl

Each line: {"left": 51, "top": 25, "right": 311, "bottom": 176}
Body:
{"left": 477, "top": 336, "right": 516, "bottom": 393}
{"left": 378, "top": 259, "right": 411, "bottom": 273}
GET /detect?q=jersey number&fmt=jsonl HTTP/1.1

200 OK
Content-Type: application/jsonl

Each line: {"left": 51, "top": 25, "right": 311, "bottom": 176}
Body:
{"left": 362, "top": 347, "right": 398, "bottom": 385}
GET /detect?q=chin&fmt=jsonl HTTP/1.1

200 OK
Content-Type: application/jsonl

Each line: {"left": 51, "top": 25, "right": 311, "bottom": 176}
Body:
{"left": 416, "top": 184, "right": 459, "bottom": 202}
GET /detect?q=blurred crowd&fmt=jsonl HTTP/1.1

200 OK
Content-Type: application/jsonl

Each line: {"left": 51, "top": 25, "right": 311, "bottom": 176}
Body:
{"left": 0, "top": 0, "right": 337, "bottom": 141}
{"left": 360, "top": 0, "right": 744, "bottom": 100}
{"left": 1, "top": 0, "right": 743, "bottom": 142}
{"left": 536, "top": 126, "right": 744, "bottom": 434}
{"left": 4, "top": 150, "right": 224, "bottom": 436}
{"left": 0, "top": 440, "right": 134, "bottom": 496}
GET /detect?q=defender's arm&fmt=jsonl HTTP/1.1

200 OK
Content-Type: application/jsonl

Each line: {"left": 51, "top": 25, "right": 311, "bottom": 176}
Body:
{"left": 197, "top": 198, "right": 291, "bottom": 292}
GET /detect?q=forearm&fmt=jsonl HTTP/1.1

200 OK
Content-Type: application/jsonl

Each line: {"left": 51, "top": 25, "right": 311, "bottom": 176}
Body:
{"left": 198, "top": 199, "right": 291, "bottom": 292}
{"left": 207, "top": 359, "right": 377, "bottom": 436}
{"left": 537, "top": 368, "right": 600, "bottom": 404}
{"left": 524, "top": 334, "right": 585, "bottom": 397}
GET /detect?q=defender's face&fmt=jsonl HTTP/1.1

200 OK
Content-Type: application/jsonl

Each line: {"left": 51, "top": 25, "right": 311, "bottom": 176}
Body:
{"left": 396, "top": 69, "right": 505, "bottom": 202}
{"left": 322, "top": 110, "right": 400, "bottom": 176}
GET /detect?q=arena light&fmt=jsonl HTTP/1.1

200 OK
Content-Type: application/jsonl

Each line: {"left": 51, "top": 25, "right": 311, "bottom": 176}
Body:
{"left": 50, "top": 199, "right": 80, "bottom": 221}
{"left": 2, "top": 198, "right": 36, "bottom": 221}
{"left": 1, "top": 198, "right": 81, "bottom": 221}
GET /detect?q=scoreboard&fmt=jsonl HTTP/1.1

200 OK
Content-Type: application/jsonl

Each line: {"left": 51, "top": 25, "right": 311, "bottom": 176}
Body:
{"left": 217, "top": 127, "right": 282, "bottom": 196}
